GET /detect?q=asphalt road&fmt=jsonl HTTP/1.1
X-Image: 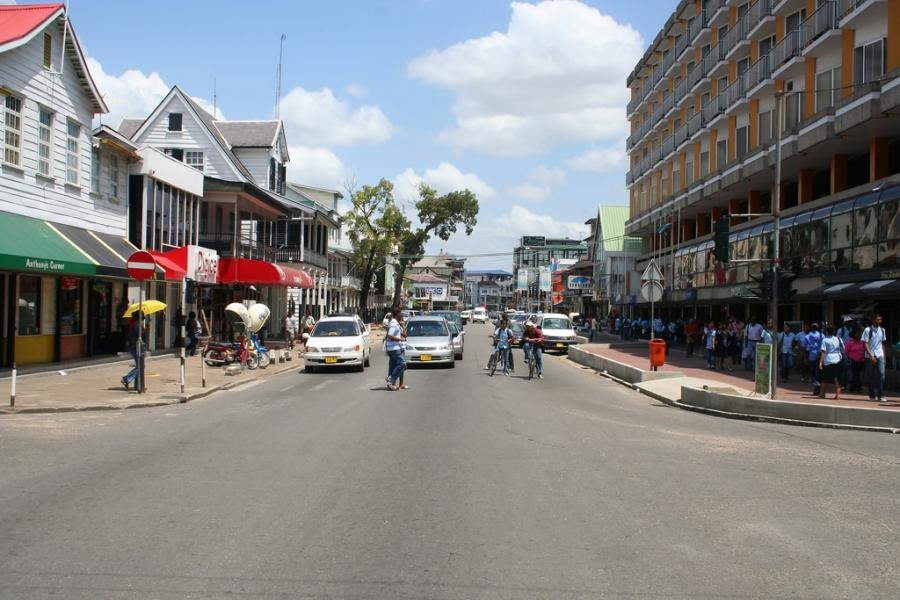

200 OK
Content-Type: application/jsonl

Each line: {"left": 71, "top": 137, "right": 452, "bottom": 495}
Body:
{"left": 1, "top": 323, "right": 898, "bottom": 599}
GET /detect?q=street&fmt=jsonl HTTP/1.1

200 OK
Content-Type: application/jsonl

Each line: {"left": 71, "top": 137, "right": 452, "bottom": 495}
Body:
{"left": 1, "top": 323, "right": 898, "bottom": 599}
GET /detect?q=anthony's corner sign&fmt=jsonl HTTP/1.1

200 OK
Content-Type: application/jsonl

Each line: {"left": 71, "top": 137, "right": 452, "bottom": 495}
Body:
{"left": 567, "top": 275, "right": 593, "bottom": 290}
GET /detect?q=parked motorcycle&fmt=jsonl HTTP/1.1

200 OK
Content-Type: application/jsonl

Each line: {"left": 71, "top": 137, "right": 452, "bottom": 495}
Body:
{"left": 248, "top": 333, "right": 270, "bottom": 368}
{"left": 202, "top": 337, "right": 260, "bottom": 370}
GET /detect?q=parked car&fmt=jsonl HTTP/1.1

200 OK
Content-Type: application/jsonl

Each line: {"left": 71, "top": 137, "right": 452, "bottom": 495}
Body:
{"left": 303, "top": 316, "right": 371, "bottom": 372}
{"left": 403, "top": 315, "right": 455, "bottom": 367}
{"left": 447, "top": 321, "right": 465, "bottom": 359}
{"left": 534, "top": 313, "right": 578, "bottom": 353}
{"left": 460, "top": 310, "right": 472, "bottom": 324}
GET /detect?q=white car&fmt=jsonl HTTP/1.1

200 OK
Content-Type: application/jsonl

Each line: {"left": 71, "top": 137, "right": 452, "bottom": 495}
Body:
{"left": 303, "top": 316, "right": 371, "bottom": 372}
{"left": 404, "top": 316, "right": 455, "bottom": 367}
{"left": 472, "top": 307, "right": 488, "bottom": 323}
{"left": 534, "top": 313, "right": 578, "bottom": 353}
{"left": 460, "top": 310, "right": 472, "bottom": 324}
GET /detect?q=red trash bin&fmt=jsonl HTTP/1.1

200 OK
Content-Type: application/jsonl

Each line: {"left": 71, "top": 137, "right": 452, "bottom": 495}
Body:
{"left": 649, "top": 338, "right": 666, "bottom": 370}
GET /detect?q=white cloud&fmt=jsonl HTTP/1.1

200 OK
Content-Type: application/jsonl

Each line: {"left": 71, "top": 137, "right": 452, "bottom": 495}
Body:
{"left": 508, "top": 165, "right": 566, "bottom": 201}
{"left": 88, "top": 58, "right": 223, "bottom": 129}
{"left": 393, "top": 162, "right": 498, "bottom": 204}
{"left": 407, "top": 0, "right": 642, "bottom": 156}
{"left": 286, "top": 146, "right": 349, "bottom": 191}
{"left": 566, "top": 146, "right": 627, "bottom": 172}
{"left": 345, "top": 83, "right": 368, "bottom": 98}
{"left": 278, "top": 86, "right": 394, "bottom": 147}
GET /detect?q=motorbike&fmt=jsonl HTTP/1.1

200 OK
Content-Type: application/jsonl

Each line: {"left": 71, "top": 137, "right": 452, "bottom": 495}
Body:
{"left": 202, "top": 336, "right": 260, "bottom": 370}
{"left": 248, "top": 333, "right": 270, "bottom": 368}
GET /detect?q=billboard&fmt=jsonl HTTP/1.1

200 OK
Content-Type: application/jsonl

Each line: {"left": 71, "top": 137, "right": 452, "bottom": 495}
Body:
{"left": 567, "top": 275, "right": 593, "bottom": 290}
{"left": 517, "top": 268, "right": 528, "bottom": 291}
{"left": 539, "top": 266, "right": 552, "bottom": 292}
{"left": 522, "top": 236, "right": 546, "bottom": 247}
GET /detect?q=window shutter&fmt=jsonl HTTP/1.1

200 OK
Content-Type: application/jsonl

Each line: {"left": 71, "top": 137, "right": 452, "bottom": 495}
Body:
{"left": 43, "top": 33, "right": 52, "bottom": 68}
{"left": 168, "top": 113, "right": 183, "bottom": 131}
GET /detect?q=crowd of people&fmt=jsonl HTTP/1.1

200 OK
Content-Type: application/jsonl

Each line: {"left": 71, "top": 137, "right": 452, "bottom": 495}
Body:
{"left": 604, "top": 311, "right": 889, "bottom": 403}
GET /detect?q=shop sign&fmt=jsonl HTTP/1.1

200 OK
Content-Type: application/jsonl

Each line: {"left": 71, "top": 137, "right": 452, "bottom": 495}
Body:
{"left": 60, "top": 276, "right": 80, "bottom": 290}
{"left": 414, "top": 284, "right": 446, "bottom": 300}
{"left": 186, "top": 246, "right": 219, "bottom": 284}
{"left": 567, "top": 275, "right": 593, "bottom": 290}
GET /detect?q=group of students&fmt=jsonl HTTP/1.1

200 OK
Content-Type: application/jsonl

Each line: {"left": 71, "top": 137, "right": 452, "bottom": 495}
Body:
{"left": 483, "top": 315, "right": 545, "bottom": 378}
{"left": 699, "top": 313, "right": 888, "bottom": 403}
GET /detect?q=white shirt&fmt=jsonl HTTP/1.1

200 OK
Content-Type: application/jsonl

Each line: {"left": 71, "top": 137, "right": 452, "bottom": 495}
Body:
{"left": 862, "top": 325, "right": 886, "bottom": 359}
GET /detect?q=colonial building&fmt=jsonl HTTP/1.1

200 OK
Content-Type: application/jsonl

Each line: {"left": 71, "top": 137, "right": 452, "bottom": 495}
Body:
{"left": 626, "top": 0, "right": 900, "bottom": 326}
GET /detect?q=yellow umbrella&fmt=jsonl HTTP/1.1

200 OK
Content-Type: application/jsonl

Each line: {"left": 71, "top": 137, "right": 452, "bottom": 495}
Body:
{"left": 122, "top": 299, "right": 167, "bottom": 318}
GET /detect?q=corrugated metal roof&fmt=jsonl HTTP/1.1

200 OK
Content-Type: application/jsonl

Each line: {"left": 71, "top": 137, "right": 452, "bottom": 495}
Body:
{"left": 215, "top": 121, "right": 279, "bottom": 147}
{"left": 598, "top": 205, "right": 640, "bottom": 253}
{"left": 0, "top": 3, "right": 62, "bottom": 46}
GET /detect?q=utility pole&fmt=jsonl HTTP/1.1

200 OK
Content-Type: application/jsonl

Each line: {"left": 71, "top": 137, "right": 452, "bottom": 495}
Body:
{"left": 770, "top": 91, "right": 784, "bottom": 401}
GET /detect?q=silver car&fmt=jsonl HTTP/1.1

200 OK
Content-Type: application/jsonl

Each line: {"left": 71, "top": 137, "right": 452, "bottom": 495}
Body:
{"left": 447, "top": 321, "right": 465, "bottom": 360}
{"left": 404, "top": 316, "right": 455, "bottom": 367}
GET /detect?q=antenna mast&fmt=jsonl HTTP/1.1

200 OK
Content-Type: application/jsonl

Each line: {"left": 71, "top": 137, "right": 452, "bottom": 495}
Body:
{"left": 276, "top": 34, "right": 286, "bottom": 119}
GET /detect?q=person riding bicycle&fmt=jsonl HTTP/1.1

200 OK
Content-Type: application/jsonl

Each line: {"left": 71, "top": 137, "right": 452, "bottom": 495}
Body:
{"left": 522, "top": 320, "right": 544, "bottom": 379}
{"left": 486, "top": 316, "right": 516, "bottom": 374}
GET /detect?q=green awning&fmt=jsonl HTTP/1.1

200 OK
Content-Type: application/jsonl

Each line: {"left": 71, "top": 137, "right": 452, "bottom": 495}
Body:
{"left": 0, "top": 212, "right": 96, "bottom": 276}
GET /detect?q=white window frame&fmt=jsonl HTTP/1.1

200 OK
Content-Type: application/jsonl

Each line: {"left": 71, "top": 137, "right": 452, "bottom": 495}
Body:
{"left": 185, "top": 150, "right": 204, "bottom": 171}
{"left": 66, "top": 119, "right": 80, "bottom": 185}
{"left": 37, "top": 106, "right": 53, "bottom": 177}
{"left": 4, "top": 94, "right": 23, "bottom": 167}
{"left": 109, "top": 155, "right": 119, "bottom": 200}
{"left": 854, "top": 38, "right": 885, "bottom": 86}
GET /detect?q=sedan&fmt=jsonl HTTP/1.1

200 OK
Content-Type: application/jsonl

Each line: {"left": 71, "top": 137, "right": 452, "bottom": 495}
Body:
{"left": 303, "top": 316, "right": 371, "bottom": 372}
{"left": 404, "top": 316, "right": 455, "bottom": 367}
{"left": 447, "top": 321, "right": 465, "bottom": 360}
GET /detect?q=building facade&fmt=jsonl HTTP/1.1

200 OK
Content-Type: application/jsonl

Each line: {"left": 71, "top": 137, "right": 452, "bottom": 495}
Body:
{"left": 626, "top": 0, "right": 900, "bottom": 327}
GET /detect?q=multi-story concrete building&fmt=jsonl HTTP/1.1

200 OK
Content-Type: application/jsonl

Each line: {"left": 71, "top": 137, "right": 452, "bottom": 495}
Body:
{"left": 626, "top": 0, "right": 900, "bottom": 327}
{"left": 513, "top": 237, "right": 587, "bottom": 313}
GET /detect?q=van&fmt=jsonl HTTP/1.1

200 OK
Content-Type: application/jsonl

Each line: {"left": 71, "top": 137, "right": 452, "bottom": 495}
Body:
{"left": 535, "top": 313, "right": 577, "bottom": 353}
{"left": 472, "top": 307, "right": 488, "bottom": 323}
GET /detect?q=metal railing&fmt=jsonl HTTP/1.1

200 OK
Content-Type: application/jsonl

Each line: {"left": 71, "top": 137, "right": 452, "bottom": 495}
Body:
{"left": 702, "top": 92, "right": 724, "bottom": 123}
{"left": 722, "top": 14, "right": 748, "bottom": 54}
{"left": 747, "top": 0, "right": 773, "bottom": 31}
{"left": 743, "top": 51, "right": 773, "bottom": 93}
{"left": 800, "top": 1, "right": 838, "bottom": 48}
{"left": 770, "top": 28, "right": 800, "bottom": 71}
{"left": 275, "top": 246, "right": 328, "bottom": 269}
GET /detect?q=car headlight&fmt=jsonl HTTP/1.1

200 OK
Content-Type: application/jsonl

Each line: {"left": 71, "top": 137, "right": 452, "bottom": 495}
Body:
{"left": 438, "top": 344, "right": 450, "bottom": 350}
{"left": 568, "top": 336, "right": 577, "bottom": 341}
{"left": 306, "top": 347, "right": 319, "bottom": 353}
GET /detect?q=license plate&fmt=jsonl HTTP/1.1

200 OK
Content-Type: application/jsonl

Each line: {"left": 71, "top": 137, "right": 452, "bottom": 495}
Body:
{"left": 420, "top": 354, "right": 432, "bottom": 361}
{"left": 556, "top": 343, "right": 565, "bottom": 348}
{"left": 325, "top": 356, "right": 337, "bottom": 363}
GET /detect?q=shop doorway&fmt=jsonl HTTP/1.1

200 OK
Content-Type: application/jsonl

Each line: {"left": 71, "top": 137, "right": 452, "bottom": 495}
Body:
{"left": 91, "top": 281, "right": 112, "bottom": 355}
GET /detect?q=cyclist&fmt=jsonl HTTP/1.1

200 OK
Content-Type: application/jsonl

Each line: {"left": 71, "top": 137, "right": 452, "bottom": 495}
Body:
{"left": 522, "top": 320, "right": 544, "bottom": 379}
{"left": 486, "top": 316, "right": 516, "bottom": 375}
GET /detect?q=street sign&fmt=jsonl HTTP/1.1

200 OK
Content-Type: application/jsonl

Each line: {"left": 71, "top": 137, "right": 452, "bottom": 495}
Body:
{"left": 641, "top": 259, "right": 664, "bottom": 283}
{"left": 127, "top": 251, "right": 157, "bottom": 281}
{"left": 522, "top": 236, "right": 546, "bottom": 247}
{"left": 640, "top": 281, "right": 663, "bottom": 302}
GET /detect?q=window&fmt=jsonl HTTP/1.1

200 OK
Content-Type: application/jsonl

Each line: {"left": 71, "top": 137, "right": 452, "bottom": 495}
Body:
{"left": 37, "top": 107, "right": 52, "bottom": 177}
{"left": 91, "top": 149, "right": 100, "bottom": 194}
{"left": 685, "top": 159, "right": 694, "bottom": 186}
{"left": 736, "top": 126, "right": 748, "bottom": 159}
{"left": 784, "top": 90, "right": 801, "bottom": 130}
{"left": 4, "top": 94, "right": 23, "bottom": 166}
{"left": 759, "top": 35, "right": 775, "bottom": 57}
{"left": 165, "top": 147, "right": 184, "bottom": 161}
{"left": 185, "top": 151, "right": 204, "bottom": 171}
{"left": 816, "top": 67, "right": 842, "bottom": 111}
{"left": 43, "top": 33, "right": 52, "bottom": 69}
{"left": 109, "top": 156, "right": 119, "bottom": 200}
{"left": 737, "top": 57, "right": 750, "bottom": 77}
{"left": 168, "top": 113, "right": 182, "bottom": 131}
{"left": 700, "top": 150, "right": 710, "bottom": 176}
{"left": 17, "top": 275, "right": 41, "bottom": 336}
{"left": 785, "top": 9, "right": 806, "bottom": 33}
{"left": 759, "top": 110, "right": 773, "bottom": 146}
{"left": 66, "top": 120, "right": 80, "bottom": 185}
{"left": 716, "top": 139, "right": 727, "bottom": 168}
{"left": 854, "top": 39, "right": 886, "bottom": 85}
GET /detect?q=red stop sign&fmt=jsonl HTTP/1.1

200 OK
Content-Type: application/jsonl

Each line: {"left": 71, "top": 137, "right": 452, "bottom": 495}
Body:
{"left": 127, "top": 251, "right": 157, "bottom": 281}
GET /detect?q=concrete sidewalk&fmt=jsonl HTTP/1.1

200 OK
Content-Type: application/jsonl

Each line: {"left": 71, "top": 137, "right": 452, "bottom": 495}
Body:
{"left": 0, "top": 350, "right": 305, "bottom": 415}
{"left": 570, "top": 333, "right": 900, "bottom": 433}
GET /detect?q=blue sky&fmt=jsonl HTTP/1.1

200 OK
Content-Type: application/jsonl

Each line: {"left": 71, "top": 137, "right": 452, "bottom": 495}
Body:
{"left": 63, "top": 0, "right": 674, "bottom": 270}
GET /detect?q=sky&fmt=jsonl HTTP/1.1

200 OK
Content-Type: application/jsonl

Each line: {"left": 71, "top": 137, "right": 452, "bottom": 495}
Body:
{"left": 58, "top": 0, "right": 676, "bottom": 270}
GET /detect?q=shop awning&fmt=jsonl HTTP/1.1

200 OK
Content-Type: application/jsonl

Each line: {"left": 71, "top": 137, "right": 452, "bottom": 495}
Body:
{"left": 802, "top": 279, "right": 900, "bottom": 298}
{"left": 148, "top": 250, "right": 187, "bottom": 281}
{"left": 218, "top": 257, "right": 314, "bottom": 288}
{"left": 52, "top": 223, "right": 142, "bottom": 279}
{"left": 0, "top": 212, "right": 96, "bottom": 276}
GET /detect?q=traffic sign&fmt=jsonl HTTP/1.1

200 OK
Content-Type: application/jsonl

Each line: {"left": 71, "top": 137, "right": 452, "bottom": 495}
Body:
{"left": 127, "top": 251, "right": 157, "bottom": 281}
{"left": 640, "top": 281, "right": 663, "bottom": 302}
{"left": 641, "top": 259, "right": 664, "bottom": 283}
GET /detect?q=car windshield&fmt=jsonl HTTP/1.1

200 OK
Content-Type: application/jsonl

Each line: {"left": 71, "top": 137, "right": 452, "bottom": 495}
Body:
{"left": 407, "top": 320, "right": 448, "bottom": 337}
{"left": 311, "top": 321, "right": 359, "bottom": 337}
{"left": 542, "top": 318, "right": 571, "bottom": 329}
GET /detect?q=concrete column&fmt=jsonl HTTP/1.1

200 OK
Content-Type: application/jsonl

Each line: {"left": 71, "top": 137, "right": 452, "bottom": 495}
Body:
{"left": 748, "top": 191, "right": 761, "bottom": 214}
{"left": 871, "top": 137, "right": 890, "bottom": 182}
{"left": 804, "top": 57, "right": 816, "bottom": 119}
{"left": 728, "top": 116, "right": 737, "bottom": 163}
{"left": 831, "top": 154, "right": 847, "bottom": 194}
{"left": 799, "top": 169, "right": 814, "bottom": 204}
{"left": 696, "top": 213, "right": 709, "bottom": 237}
{"left": 842, "top": 29, "right": 855, "bottom": 98}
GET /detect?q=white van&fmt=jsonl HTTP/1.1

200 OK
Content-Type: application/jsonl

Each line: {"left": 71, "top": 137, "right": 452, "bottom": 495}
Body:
{"left": 472, "top": 307, "right": 488, "bottom": 323}
{"left": 535, "top": 313, "right": 578, "bottom": 353}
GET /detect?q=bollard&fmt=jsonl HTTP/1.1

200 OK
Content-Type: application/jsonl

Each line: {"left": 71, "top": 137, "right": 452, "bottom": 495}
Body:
{"left": 269, "top": 349, "right": 276, "bottom": 365}
{"left": 9, "top": 361, "right": 15, "bottom": 407}
{"left": 286, "top": 349, "right": 292, "bottom": 361}
{"left": 279, "top": 350, "right": 286, "bottom": 363}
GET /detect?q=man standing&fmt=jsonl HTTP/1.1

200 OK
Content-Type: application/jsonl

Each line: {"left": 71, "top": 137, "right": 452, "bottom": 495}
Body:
{"left": 862, "top": 313, "right": 887, "bottom": 403}
{"left": 384, "top": 307, "right": 407, "bottom": 391}
{"left": 778, "top": 322, "right": 796, "bottom": 382}
{"left": 523, "top": 320, "right": 545, "bottom": 379}
{"left": 284, "top": 310, "right": 297, "bottom": 350}
{"left": 805, "top": 323, "right": 823, "bottom": 395}
{"left": 744, "top": 316, "right": 763, "bottom": 371}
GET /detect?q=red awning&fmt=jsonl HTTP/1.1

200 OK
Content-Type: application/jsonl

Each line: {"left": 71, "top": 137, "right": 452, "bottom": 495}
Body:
{"left": 148, "top": 250, "right": 186, "bottom": 281}
{"left": 218, "top": 258, "right": 314, "bottom": 289}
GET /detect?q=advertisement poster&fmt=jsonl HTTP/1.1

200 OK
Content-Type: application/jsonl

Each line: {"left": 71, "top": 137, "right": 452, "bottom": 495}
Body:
{"left": 539, "top": 266, "right": 552, "bottom": 292}
{"left": 755, "top": 343, "right": 772, "bottom": 396}
{"left": 517, "top": 268, "right": 528, "bottom": 291}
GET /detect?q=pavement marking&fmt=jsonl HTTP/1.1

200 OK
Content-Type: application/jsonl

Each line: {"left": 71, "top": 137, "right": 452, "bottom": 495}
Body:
{"left": 279, "top": 385, "right": 295, "bottom": 392}
{"left": 310, "top": 380, "right": 336, "bottom": 392}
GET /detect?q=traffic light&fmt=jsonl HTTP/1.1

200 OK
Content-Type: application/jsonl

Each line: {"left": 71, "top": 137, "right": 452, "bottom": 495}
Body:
{"left": 185, "top": 278, "right": 197, "bottom": 304}
{"left": 714, "top": 215, "right": 730, "bottom": 263}
{"left": 748, "top": 271, "right": 772, "bottom": 299}
{"left": 777, "top": 271, "right": 797, "bottom": 303}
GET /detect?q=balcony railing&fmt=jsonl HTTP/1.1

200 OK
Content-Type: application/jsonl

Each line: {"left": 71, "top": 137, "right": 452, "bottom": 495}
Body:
{"left": 747, "top": 0, "right": 773, "bottom": 31}
{"left": 743, "top": 51, "right": 773, "bottom": 93}
{"left": 663, "top": 92, "right": 675, "bottom": 116}
{"left": 837, "top": 0, "right": 871, "bottom": 19}
{"left": 702, "top": 92, "right": 724, "bottom": 123}
{"left": 722, "top": 14, "right": 748, "bottom": 54}
{"left": 800, "top": 0, "right": 838, "bottom": 48}
{"left": 662, "top": 50, "right": 675, "bottom": 75}
{"left": 685, "top": 111, "right": 703, "bottom": 138}
{"left": 674, "top": 32, "right": 689, "bottom": 59}
{"left": 771, "top": 28, "right": 800, "bottom": 71}
{"left": 723, "top": 75, "right": 746, "bottom": 107}
{"left": 276, "top": 247, "right": 328, "bottom": 269}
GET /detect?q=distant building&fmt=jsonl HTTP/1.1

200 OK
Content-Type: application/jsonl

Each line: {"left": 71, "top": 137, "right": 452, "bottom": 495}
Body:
{"left": 512, "top": 237, "right": 586, "bottom": 313}
{"left": 464, "top": 269, "right": 513, "bottom": 311}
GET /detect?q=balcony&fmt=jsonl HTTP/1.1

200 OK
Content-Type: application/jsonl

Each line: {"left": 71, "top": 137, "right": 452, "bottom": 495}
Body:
{"left": 722, "top": 14, "right": 749, "bottom": 61}
{"left": 707, "top": 0, "right": 729, "bottom": 28}
{"left": 275, "top": 246, "right": 328, "bottom": 270}
{"left": 746, "top": 0, "right": 775, "bottom": 39}
{"left": 723, "top": 76, "right": 748, "bottom": 114}
{"left": 662, "top": 92, "right": 675, "bottom": 118}
{"left": 770, "top": 29, "right": 802, "bottom": 80}
{"left": 702, "top": 92, "right": 725, "bottom": 126}
{"left": 685, "top": 111, "right": 704, "bottom": 142}
{"left": 745, "top": 52, "right": 774, "bottom": 99}
{"left": 340, "top": 275, "right": 362, "bottom": 290}
{"left": 198, "top": 231, "right": 276, "bottom": 262}
{"left": 707, "top": 40, "right": 729, "bottom": 80}
{"left": 839, "top": 0, "right": 884, "bottom": 25}
{"left": 801, "top": 1, "right": 841, "bottom": 55}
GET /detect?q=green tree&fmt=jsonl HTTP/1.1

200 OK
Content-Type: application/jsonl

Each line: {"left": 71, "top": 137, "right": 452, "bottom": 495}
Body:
{"left": 343, "top": 179, "right": 409, "bottom": 312}
{"left": 391, "top": 184, "right": 479, "bottom": 307}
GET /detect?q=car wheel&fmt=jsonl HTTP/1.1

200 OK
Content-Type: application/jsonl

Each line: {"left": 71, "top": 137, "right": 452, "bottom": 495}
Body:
{"left": 448, "top": 360, "right": 455, "bottom": 368}
{"left": 355, "top": 362, "right": 365, "bottom": 372}
{"left": 364, "top": 351, "right": 370, "bottom": 367}
{"left": 304, "top": 365, "right": 316, "bottom": 373}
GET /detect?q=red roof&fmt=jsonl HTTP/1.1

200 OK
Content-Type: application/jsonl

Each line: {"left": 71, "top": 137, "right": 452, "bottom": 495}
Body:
{"left": 0, "top": 3, "right": 64, "bottom": 47}
{"left": 219, "top": 258, "right": 315, "bottom": 289}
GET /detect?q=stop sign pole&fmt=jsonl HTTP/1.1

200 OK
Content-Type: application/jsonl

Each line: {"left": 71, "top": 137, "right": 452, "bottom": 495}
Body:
{"left": 127, "top": 251, "right": 157, "bottom": 394}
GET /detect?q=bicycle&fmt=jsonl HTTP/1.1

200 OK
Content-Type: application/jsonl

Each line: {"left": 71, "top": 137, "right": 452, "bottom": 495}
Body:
{"left": 524, "top": 343, "right": 536, "bottom": 380}
{"left": 490, "top": 344, "right": 511, "bottom": 377}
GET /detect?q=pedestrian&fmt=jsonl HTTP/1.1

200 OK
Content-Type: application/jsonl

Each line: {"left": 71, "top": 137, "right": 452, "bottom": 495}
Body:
{"left": 836, "top": 316, "right": 854, "bottom": 388}
{"left": 302, "top": 311, "right": 316, "bottom": 337}
{"left": 818, "top": 324, "right": 844, "bottom": 400}
{"left": 704, "top": 320, "right": 716, "bottom": 369}
{"left": 185, "top": 311, "right": 201, "bottom": 356}
{"left": 744, "top": 316, "right": 763, "bottom": 370}
{"left": 284, "top": 310, "right": 297, "bottom": 349}
{"left": 714, "top": 322, "right": 727, "bottom": 370}
{"left": 844, "top": 327, "right": 866, "bottom": 392}
{"left": 805, "top": 323, "right": 823, "bottom": 395}
{"left": 778, "top": 322, "right": 796, "bottom": 382}
{"left": 795, "top": 323, "right": 809, "bottom": 382}
{"left": 384, "top": 307, "right": 408, "bottom": 390}
{"left": 121, "top": 316, "right": 143, "bottom": 390}
{"left": 172, "top": 308, "right": 184, "bottom": 348}
{"left": 861, "top": 313, "right": 887, "bottom": 403}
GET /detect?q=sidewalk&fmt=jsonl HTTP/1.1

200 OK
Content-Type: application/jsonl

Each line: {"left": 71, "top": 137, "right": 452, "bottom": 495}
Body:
{"left": 0, "top": 350, "right": 305, "bottom": 415}
{"left": 571, "top": 332, "right": 900, "bottom": 433}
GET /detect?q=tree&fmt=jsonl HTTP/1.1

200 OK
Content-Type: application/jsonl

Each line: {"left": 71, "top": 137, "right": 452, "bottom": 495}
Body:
{"left": 390, "top": 184, "right": 479, "bottom": 307}
{"left": 343, "top": 179, "right": 409, "bottom": 312}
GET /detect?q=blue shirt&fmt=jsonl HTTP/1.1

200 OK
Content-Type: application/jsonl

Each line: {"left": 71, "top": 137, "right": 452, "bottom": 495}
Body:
{"left": 385, "top": 318, "right": 403, "bottom": 352}
{"left": 820, "top": 335, "right": 843, "bottom": 366}
{"left": 494, "top": 327, "right": 513, "bottom": 348}
{"left": 805, "top": 330, "right": 822, "bottom": 360}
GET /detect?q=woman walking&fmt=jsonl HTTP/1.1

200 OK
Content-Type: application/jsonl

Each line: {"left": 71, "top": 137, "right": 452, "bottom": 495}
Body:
{"left": 818, "top": 325, "right": 844, "bottom": 400}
